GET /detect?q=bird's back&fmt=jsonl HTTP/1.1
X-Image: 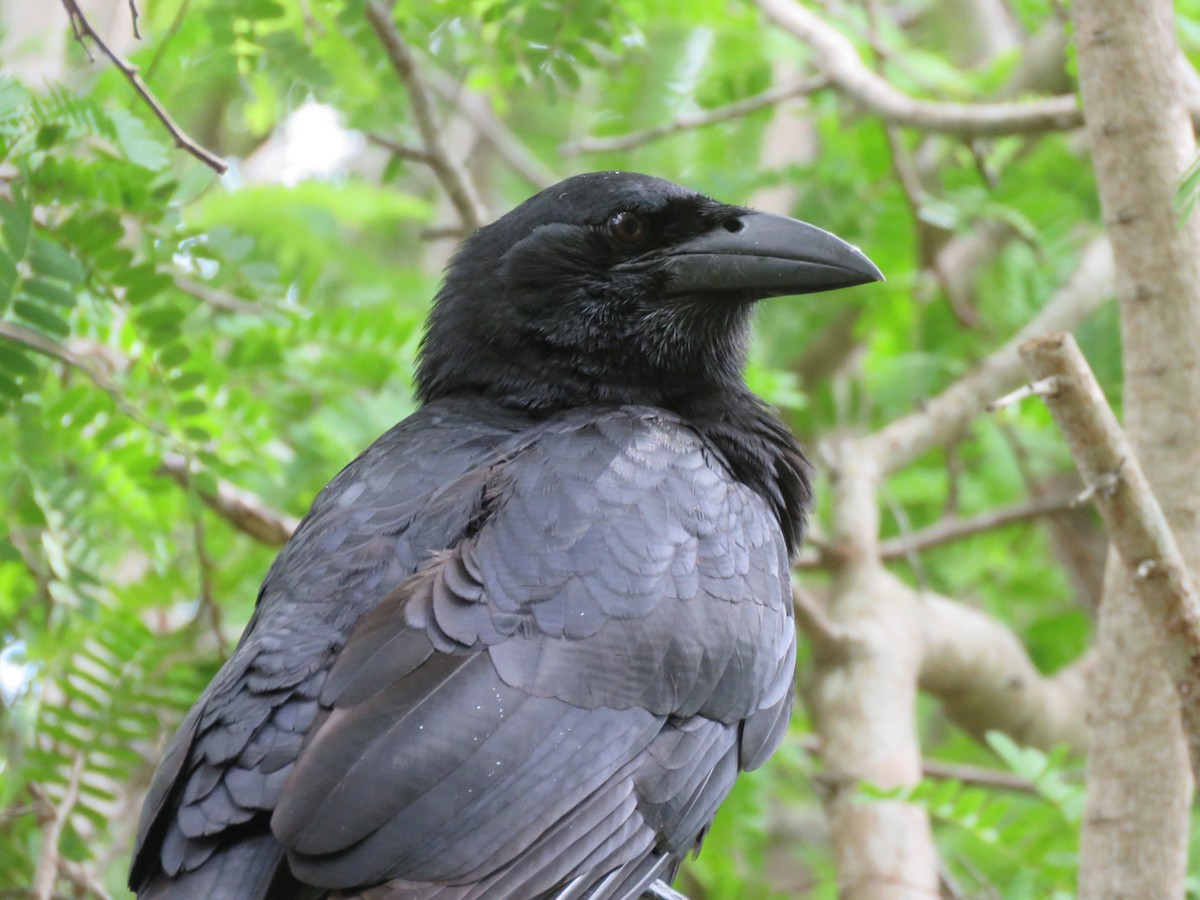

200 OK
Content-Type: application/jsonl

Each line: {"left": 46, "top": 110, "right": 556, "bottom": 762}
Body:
{"left": 131, "top": 398, "right": 534, "bottom": 898}
{"left": 131, "top": 400, "right": 796, "bottom": 900}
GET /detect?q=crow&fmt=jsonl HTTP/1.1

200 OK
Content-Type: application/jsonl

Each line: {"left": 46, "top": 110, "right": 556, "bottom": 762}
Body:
{"left": 130, "top": 171, "right": 881, "bottom": 900}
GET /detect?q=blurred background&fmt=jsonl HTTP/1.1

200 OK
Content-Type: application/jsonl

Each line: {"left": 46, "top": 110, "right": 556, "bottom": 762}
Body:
{"left": 0, "top": 0, "right": 1192, "bottom": 897}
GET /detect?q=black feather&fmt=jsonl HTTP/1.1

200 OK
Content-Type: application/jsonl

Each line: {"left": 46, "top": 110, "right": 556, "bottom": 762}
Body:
{"left": 131, "top": 172, "right": 881, "bottom": 899}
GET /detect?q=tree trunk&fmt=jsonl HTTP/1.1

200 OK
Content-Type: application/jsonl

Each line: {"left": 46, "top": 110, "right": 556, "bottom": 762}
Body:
{"left": 1071, "top": 1, "right": 1200, "bottom": 896}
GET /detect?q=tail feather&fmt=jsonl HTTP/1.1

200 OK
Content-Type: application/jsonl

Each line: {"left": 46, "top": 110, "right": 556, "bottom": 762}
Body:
{"left": 137, "top": 833, "right": 287, "bottom": 900}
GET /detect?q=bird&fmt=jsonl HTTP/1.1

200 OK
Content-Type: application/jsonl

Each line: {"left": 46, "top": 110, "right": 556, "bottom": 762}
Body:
{"left": 129, "top": 171, "right": 882, "bottom": 900}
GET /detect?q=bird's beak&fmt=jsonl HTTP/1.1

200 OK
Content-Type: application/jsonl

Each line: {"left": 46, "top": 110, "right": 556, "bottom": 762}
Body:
{"left": 663, "top": 210, "right": 883, "bottom": 299}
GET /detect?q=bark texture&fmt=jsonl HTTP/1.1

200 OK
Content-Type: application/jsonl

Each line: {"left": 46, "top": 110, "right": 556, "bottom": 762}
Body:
{"left": 1071, "top": 1, "right": 1200, "bottom": 896}
{"left": 1021, "top": 334, "right": 1200, "bottom": 772}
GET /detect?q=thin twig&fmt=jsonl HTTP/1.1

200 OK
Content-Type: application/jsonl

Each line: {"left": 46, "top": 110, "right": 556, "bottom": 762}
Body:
{"left": 882, "top": 487, "right": 928, "bottom": 591}
{"left": 59, "top": 859, "right": 112, "bottom": 900}
{"left": 986, "top": 377, "right": 1060, "bottom": 411}
{"left": 366, "top": 132, "right": 436, "bottom": 165}
{"left": 795, "top": 491, "right": 1082, "bottom": 569}
{"left": 145, "top": 0, "right": 192, "bottom": 81}
{"left": 426, "top": 69, "right": 558, "bottom": 190}
{"left": 364, "top": 1, "right": 487, "bottom": 230}
{"left": 562, "top": 76, "right": 829, "bottom": 155}
{"left": 0, "top": 319, "right": 173, "bottom": 440}
{"left": 192, "top": 514, "right": 229, "bottom": 656}
{"left": 59, "top": 0, "right": 227, "bottom": 173}
{"left": 174, "top": 275, "right": 263, "bottom": 315}
{"left": 878, "top": 492, "right": 1081, "bottom": 561}
{"left": 128, "top": 0, "right": 141, "bottom": 39}
{"left": 1070, "top": 468, "right": 1121, "bottom": 508}
{"left": 161, "top": 454, "right": 298, "bottom": 546}
{"left": 420, "top": 225, "right": 470, "bottom": 242}
{"left": 31, "top": 753, "right": 85, "bottom": 900}
{"left": 797, "top": 734, "right": 1040, "bottom": 794}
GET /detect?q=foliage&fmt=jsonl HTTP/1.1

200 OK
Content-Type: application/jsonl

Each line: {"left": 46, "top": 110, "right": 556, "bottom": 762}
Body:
{"left": 861, "top": 733, "right": 1084, "bottom": 898}
{"left": 0, "top": 0, "right": 1182, "bottom": 897}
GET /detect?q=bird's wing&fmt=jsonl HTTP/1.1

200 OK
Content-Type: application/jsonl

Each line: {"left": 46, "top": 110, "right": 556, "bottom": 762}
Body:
{"left": 271, "top": 407, "right": 795, "bottom": 898}
{"left": 130, "top": 399, "right": 531, "bottom": 895}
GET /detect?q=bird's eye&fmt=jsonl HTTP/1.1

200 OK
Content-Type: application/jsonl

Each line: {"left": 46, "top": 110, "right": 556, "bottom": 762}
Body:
{"left": 608, "top": 211, "right": 648, "bottom": 245}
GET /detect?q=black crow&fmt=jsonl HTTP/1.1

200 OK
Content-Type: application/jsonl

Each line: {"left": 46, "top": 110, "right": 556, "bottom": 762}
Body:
{"left": 130, "top": 171, "right": 881, "bottom": 900}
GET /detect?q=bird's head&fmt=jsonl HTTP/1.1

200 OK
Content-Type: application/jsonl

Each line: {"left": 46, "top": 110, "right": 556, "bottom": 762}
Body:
{"left": 416, "top": 171, "right": 882, "bottom": 411}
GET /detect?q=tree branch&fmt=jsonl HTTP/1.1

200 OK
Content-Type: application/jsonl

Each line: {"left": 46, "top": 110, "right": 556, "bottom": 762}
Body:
{"left": 174, "top": 275, "right": 265, "bottom": 315}
{"left": 793, "top": 584, "right": 861, "bottom": 657}
{"left": 562, "top": 76, "right": 829, "bottom": 155}
{"left": 425, "top": 69, "right": 558, "bottom": 191}
{"left": 917, "top": 577, "right": 1090, "bottom": 752}
{"left": 31, "top": 752, "right": 85, "bottom": 900}
{"left": 59, "top": 858, "right": 112, "bottom": 900}
{"left": 797, "top": 735, "right": 1042, "bottom": 795}
{"left": 878, "top": 493, "right": 1080, "bottom": 561}
{"left": 364, "top": 1, "right": 487, "bottom": 230}
{"left": 160, "top": 454, "right": 298, "bottom": 546}
{"left": 756, "top": 0, "right": 1082, "bottom": 137}
{"left": 1070, "top": 0, "right": 1200, "bottom": 890}
{"left": 192, "top": 513, "right": 229, "bottom": 656}
{"left": 58, "top": 0, "right": 227, "bottom": 173}
{"left": 861, "top": 236, "right": 1113, "bottom": 475}
{"left": 366, "top": 132, "right": 436, "bottom": 166}
{"left": 1021, "top": 332, "right": 1200, "bottom": 774}
{"left": 0, "top": 319, "right": 166, "bottom": 438}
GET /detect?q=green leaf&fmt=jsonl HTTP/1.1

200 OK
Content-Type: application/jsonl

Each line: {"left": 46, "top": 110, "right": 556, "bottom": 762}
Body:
{"left": 0, "top": 76, "right": 31, "bottom": 123}
{"left": 0, "top": 372, "right": 21, "bottom": 399}
{"left": 29, "top": 238, "right": 85, "bottom": 283}
{"left": 987, "top": 731, "right": 1047, "bottom": 781}
{"left": 106, "top": 107, "right": 171, "bottom": 171}
{"left": 35, "top": 123, "right": 66, "bottom": 150}
{"left": 134, "top": 305, "right": 183, "bottom": 332}
{"left": 0, "top": 345, "right": 37, "bottom": 377}
{"left": 23, "top": 278, "right": 76, "bottom": 308}
{"left": 170, "top": 371, "right": 206, "bottom": 391}
{"left": 0, "top": 183, "right": 31, "bottom": 259}
{"left": 183, "top": 425, "right": 212, "bottom": 442}
{"left": 0, "top": 249, "right": 17, "bottom": 314}
{"left": 12, "top": 300, "right": 69, "bottom": 338}
{"left": 157, "top": 342, "right": 191, "bottom": 368}
{"left": 119, "top": 263, "right": 172, "bottom": 305}
{"left": 928, "top": 777, "right": 960, "bottom": 813}
{"left": 176, "top": 397, "right": 206, "bottom": 417}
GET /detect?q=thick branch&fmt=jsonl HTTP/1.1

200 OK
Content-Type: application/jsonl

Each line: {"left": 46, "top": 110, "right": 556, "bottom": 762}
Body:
{"left": 364, "top": 1, "right": 487, "bottom": 230}
{"left": 756, "top": 0, "right": 1081, "bottom": 137}
{"left": 59, "top": 0, "right": 227, "bottom": 173}
{"left": 803, "top": 437, "right": 936, "bottom": 900}
{"left": 792, "top": 584, "right": 861, "bottom": 657}
{"left": 161, "top": 454, "right": 298, "bottom": 546}
{"left": 1021, "top": 332, "right": 1200, "bottom": 772}
{"left": 917, "top": 578, "right": 1089, "bottom": 752}
{"left": 861, "top": 237, "right": 1113, "bottom": 475}
{"left": 562, "top": 76, "right": 829, "bottom": 155}
{"left": 1071, "top": 0, "right": 1200, "bottom": 892}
